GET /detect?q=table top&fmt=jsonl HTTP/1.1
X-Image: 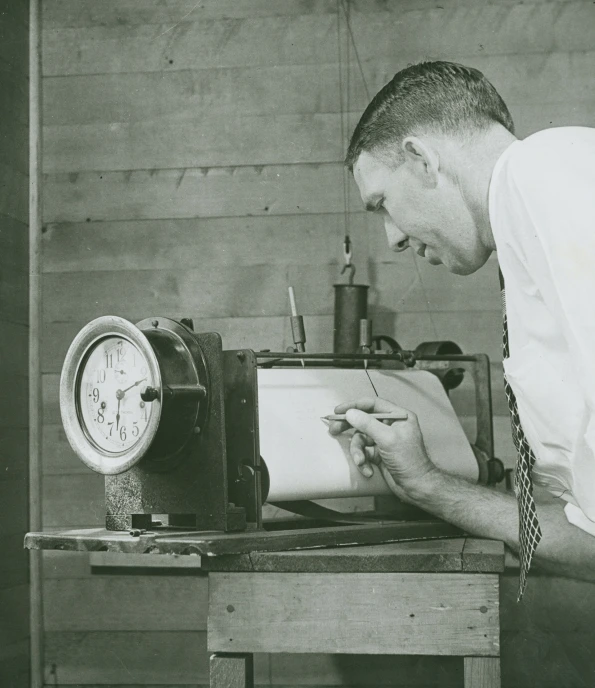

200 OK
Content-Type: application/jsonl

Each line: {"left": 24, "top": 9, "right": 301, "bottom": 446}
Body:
{"left": 24, "top": 524, "right": 504, "bottom": 573}
{"left": 201, "top": 537, "right": 504, "bottom": 573}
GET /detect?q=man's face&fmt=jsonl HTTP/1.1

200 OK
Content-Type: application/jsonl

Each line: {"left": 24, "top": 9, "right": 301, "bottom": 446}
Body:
{"left": 353, "top": 149, "right": 491, "bottom": 275}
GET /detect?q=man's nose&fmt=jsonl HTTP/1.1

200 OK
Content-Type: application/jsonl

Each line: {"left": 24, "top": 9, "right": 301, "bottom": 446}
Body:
{"left": 385, "top": 220, "right": 410, "bottom": 253}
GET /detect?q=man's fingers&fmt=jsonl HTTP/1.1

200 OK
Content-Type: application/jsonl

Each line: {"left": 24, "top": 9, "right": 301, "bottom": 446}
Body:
{"left": 350, "top": 432, "right": 374, "bottom": 477}
{"left": 333, "top": 396, "right": 397, "bottom": 414}
{"left": 345, "top": 408, "right": 397, "bottom": 449}
{"left": 334, "top": 397, "right": 377, "bottom": 414}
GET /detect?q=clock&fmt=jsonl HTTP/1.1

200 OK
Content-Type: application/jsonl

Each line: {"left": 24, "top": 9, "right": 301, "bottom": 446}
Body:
{"left": 60, "top": 315, "right": 208, "bottom": 475}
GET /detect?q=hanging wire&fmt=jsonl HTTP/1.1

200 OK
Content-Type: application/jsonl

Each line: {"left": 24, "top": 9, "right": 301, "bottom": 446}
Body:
{"left": 339, "top": 0, "right": 439, "bottom": 339}
{"left": 336, "top": 0, "right": 351, "bottom": 270}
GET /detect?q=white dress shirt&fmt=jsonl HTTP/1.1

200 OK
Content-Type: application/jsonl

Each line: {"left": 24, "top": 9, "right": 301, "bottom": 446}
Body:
{"left": 489, "top": 127, "right": 595, "bottom": 536}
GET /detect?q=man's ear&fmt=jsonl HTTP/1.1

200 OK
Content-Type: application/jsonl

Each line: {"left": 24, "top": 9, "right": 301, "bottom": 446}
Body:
{"left": 401, "top": 136, "right": 440, "bottom": 187}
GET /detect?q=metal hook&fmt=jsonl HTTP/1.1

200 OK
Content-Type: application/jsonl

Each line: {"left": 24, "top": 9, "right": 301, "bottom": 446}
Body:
{"left": 340, "top": 262, "right": 356, "bottom": 285}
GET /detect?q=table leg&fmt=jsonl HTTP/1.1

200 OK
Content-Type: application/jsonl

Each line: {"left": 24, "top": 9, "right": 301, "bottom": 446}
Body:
{"left": 210, "top": 653, "right": 254, "bottom": 688}
{"left": 464, "top": 657, "right": 501, "bottom": 688}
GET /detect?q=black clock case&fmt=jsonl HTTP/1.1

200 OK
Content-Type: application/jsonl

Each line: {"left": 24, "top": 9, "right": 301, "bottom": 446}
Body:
{"left": 105, "top": 322, "right": 263, "bottom": 532}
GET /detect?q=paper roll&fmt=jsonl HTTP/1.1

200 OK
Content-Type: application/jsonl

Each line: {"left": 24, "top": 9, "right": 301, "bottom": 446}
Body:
{"left": 258, "top": 368, "right": 477, "bottom": 502}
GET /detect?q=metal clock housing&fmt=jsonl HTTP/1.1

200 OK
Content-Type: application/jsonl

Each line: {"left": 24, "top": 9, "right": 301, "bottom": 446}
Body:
{"left": 61, "top": 315, "right": 208, "bottom": 476}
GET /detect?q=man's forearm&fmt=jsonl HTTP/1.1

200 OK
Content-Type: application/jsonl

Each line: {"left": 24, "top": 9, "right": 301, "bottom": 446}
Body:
{"left": 406, "top": 469, "right": 595, "bottom": 582}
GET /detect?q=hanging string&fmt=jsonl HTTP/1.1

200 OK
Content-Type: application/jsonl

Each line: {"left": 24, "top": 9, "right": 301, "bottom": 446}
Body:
{"left": 336, "top": 0, "right": 351, "bottom": 269}
{"left": 339, "top": 0, "right": 439, "bottom": 339}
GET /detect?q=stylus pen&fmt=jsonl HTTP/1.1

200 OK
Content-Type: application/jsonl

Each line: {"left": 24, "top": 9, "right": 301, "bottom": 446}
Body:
{"left": 321, "top": 412, "right": 408, "bottom": 422}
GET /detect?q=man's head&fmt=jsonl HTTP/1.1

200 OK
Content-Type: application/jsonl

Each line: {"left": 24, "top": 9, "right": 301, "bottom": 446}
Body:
{"left": 346, "top": 61, "right": 516, "bottom": 275}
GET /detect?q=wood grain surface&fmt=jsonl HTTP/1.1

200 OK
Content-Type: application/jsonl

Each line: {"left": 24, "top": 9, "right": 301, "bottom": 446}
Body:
{"left": 208, "top": 571, "right": 500, "bottom": 655}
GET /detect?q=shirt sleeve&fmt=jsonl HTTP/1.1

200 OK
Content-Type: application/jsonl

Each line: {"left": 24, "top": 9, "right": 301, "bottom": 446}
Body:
{"left": 507, "top": 134, "right": 595, "bottom": 522}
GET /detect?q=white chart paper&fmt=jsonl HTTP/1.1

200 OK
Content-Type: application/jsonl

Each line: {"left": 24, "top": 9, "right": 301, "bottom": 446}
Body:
{"left": 258, "top": 368, "right": 478, "bottom": 502}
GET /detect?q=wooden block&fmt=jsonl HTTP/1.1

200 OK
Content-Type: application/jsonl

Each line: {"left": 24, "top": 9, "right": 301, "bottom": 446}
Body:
{"left": 462, "top": 540, "right": 505, "bottom": 573}
{"left": 464, "top": 657, "right": 501, "bottom": 688}
{"left": 210, "top": 653, "right": 254, "bottom": 688}
{"left": 44, "top": 630, "right": 210, "bottom": 685}
{"left": 203, "top": 539, "right": 467, "bottom": 573}
{"left": 208, "top": 572, "right": 500, "bottom": 655}
{"left": 89, "top": 551, "right": 202, "bottom": 569}
{"left": 42, "top": 164, "right": 361, "bottom": 224}
{"left": 43, "top": 575, "right": 209, "bottom": 631}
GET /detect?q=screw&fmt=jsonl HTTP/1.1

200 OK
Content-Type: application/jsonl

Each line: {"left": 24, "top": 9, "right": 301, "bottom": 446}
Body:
{"left": 152, "top": 320, "right": 159, "bottom": 328}
{"left": 240, "top": 398, "right": 247, "bottom": 405}
{"left": 236, "top": 351, "right": 246, "bottom": 362}
{"left": 193, "top": 426, "right": 201, "bottom": 435}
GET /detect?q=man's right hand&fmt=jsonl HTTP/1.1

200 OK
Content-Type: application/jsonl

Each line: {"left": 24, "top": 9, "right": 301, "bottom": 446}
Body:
{"left": 328, "top": 396, "right": 439, "bottom": 502}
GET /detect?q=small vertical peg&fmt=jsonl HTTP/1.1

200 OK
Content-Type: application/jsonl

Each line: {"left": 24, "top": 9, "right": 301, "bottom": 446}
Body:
{"left": 288, "top": 286, "right": 307, "bottom": 366}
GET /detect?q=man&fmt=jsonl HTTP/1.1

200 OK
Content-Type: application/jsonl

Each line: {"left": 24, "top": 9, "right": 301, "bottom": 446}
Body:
{"left": 329, "top": 61, "right": 595, "bottom": 592}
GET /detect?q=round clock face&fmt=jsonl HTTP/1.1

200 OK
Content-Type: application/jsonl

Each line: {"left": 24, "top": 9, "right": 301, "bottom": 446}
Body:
{"left": 77, "top": 336, "right": 155, "bottom": 453}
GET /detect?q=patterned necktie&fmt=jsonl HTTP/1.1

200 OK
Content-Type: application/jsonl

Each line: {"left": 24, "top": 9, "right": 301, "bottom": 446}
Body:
{"left": 499, "top": 270, "right": 542, "bottom": 600}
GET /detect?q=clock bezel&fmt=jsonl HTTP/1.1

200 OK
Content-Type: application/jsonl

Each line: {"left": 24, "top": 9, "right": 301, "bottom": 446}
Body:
{"left": 61, "top": 315, "right": 163, "bottom": 475}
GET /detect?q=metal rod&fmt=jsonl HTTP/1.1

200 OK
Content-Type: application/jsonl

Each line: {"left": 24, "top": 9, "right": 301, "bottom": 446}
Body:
{"left": 288, "top": 286, "right": 298, "bottom": 317}
{"left": 256, "top": 351, "right": 483, "bottom": 363}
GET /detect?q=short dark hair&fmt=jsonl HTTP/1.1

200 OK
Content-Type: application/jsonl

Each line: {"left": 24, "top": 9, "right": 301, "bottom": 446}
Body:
{"left": 345, "top": 61, "right": 514, "bottom": 170}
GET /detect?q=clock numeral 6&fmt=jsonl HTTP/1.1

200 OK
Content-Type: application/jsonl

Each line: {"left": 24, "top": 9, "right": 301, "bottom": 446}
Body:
{"left": 120, "top": 426, "right": 127, "bottom": 441}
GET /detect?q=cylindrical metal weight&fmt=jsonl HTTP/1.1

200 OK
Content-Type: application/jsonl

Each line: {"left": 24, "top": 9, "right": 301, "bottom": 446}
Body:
{"left": 333, "top": 284, "right": 369, "bottom": 353}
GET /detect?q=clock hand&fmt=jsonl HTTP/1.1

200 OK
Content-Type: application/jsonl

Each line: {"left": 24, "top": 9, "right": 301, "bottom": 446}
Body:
{"left": 119, "top": 378, "right": 147, "bottom": 396}
{"left": 116, "top": 398, "right": 121, "bottom": 430}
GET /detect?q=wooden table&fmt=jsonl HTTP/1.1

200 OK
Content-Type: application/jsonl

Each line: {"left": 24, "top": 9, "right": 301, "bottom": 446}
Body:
{"left": 202, "top": 537, "right": 504, "bottom": 688}
{"left": 25, "top": 528, "right": 503, "bottom": 687}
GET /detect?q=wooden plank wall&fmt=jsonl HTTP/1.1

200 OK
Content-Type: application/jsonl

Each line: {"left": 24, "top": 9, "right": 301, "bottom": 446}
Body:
{"left": 0, "top": 1, "right": 30, "bottom": 686}
{"left": 40, "top": 1, "right": 595, "bottom": 687}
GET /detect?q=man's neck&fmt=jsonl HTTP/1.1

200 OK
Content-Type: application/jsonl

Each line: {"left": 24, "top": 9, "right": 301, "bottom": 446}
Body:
{"left": 453, "top": 126, "right": 517, "bottom": 251}
{"left": 432, "top": 126, "right": 516, "bottom": 252}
